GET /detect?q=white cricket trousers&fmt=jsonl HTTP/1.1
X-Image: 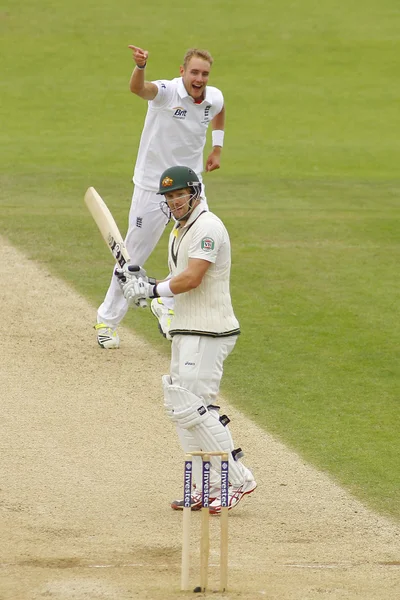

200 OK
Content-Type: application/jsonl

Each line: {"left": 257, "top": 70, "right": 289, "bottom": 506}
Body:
{"left": 170, "top": 334, "right": 238, "bottom": 403}
{"left": 169, "top": 334, "right": 247, "bottom": 491}
{"left": 97, "top": 185, "right": 208, "bottom": 328}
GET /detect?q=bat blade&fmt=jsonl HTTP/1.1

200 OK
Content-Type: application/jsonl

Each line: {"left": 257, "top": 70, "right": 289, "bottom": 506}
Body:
{"left": 84, "top": 186, "right": 147, "bottom": 308}
{"left": 84, "top": 186, "right": 130, "bottom": 270}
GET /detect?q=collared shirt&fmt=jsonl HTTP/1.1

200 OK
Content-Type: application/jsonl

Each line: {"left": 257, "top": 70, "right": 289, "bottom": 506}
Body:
{"left": 133, "top": 78, "right": 224, "bottom": 191}
{"left": 168, "top": 204, "right": 240, "bottom": 337}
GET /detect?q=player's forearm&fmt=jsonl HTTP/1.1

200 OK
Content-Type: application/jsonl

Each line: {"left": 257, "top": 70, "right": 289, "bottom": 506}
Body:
{"left": 211, "top": 107, "right": 225, "bottom": 153}
{"left": 211, "top": 106, "right": 225, "bottom": 135}
{"left": 129, "top": 66, "right": 146, "bottom": 94}
{"left": 157, "top": 269, "right": 204, "bottom": 295}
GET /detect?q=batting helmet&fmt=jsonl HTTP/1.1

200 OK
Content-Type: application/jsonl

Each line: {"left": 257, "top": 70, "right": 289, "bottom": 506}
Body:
{"left": 157, "top": 166, "right": 201, "bottom": 196}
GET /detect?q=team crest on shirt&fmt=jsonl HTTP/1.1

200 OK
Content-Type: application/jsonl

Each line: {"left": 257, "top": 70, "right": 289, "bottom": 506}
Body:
{"left": 162, "top": 176, "right": 174, "bottom": 187}
{"left": 173, "top": 106, "right": 187, "bottom": 119}
{"left": 201, "top": 105, "right": 212, "bottom": 124}
{"left": 201, "top": 237, "right": 215, "bottom": 251}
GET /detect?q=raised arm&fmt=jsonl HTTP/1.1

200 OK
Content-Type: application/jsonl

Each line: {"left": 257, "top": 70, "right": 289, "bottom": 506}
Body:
{"left": 128, "top": 45, "right": 158, "bottom": 100}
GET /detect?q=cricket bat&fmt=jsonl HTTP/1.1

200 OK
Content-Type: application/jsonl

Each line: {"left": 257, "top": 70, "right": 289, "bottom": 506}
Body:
{"left": 84, "top": 186, "right": 147, "bottom": 308}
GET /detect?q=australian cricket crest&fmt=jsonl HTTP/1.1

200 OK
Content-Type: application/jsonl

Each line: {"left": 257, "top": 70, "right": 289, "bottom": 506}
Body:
{"left": 162, "top": 176, "right": 174, "bottom": 187}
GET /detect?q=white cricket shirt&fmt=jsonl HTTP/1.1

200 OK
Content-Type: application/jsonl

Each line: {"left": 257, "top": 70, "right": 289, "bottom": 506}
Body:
{"left": 167, "top": 205, "right": 240, "bottom": 337}
{"left": 133, "top": 78, "right": 224, "bottom": 191}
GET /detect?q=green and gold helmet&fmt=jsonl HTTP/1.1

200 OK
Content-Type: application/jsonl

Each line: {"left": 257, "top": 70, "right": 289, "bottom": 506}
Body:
{"left": 158, "top": 166, "right": 201, "bottom": 195}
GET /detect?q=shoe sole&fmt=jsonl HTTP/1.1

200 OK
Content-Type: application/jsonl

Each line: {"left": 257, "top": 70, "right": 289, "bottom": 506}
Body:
{"left": 97, "top": 339, "right": 119, "bottom": 349}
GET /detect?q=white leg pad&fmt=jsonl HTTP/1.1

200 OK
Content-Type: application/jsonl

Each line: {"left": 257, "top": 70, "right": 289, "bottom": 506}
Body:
{"left": 162, "top": 375, "right": 174, "bottom": 419}
{"left": 162, "top": 376, "right": 220, "bottom": 492}
{"left": 207, "top": 409, "right": 253, "bottom": 482}
{"left": 166, "top": 383, "right": 252, "bottom": 486}
{"left": 193, "top": 412, "right": 251, "bottom": 485}
{"left": 165, "top": 383, "right": 209, "bottom": 429}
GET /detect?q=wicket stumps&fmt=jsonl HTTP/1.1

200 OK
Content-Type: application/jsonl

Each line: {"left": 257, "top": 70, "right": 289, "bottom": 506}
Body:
{"left": 181, "top": 451, "right": 229, "bottom": 593}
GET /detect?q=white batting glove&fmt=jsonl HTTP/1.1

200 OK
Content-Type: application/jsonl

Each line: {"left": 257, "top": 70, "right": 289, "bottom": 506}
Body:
{"left": 115, "top": 264, "right": 147, "bottom": 285}
{"left": 121, "top": 278, "right": 147, "bottom": 308}
{"left": 121, "top": 277, "right": 157, "bottom": 307}
{"left": 115, "top": 265, "right": 148, "bottom": 305}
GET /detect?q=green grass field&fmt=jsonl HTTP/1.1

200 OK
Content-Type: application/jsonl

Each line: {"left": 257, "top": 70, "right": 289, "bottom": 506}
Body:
{"left": 1, "top": 1, "right": 399, "bottom": 518}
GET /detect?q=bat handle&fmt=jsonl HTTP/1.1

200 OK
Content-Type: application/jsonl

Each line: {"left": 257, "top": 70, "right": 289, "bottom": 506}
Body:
{"left": 138, "top": 298, "right": 148, "bottom": 309}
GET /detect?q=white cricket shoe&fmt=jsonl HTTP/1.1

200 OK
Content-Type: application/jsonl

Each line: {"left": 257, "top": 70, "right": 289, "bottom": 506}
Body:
{"left": 150, "top": 298, "right": 174, "bottom": 340}
{"left": 94, "top": 323, "right": 120, "bottom": 349}
{"left": 209, "top": 479, "right": 257, "bottom": 514}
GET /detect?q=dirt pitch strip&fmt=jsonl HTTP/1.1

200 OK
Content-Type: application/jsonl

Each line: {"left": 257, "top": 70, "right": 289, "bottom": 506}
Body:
{"left": 0, "top": 236, "right": 399, "bottom": 600}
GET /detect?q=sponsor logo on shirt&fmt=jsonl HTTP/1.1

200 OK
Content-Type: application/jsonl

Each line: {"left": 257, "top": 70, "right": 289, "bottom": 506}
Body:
{"left": 173, "top": 106, "right": 187, "bottom": 119}
{"left": 201, "top": 237, "right": 215, "bottom": 251}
